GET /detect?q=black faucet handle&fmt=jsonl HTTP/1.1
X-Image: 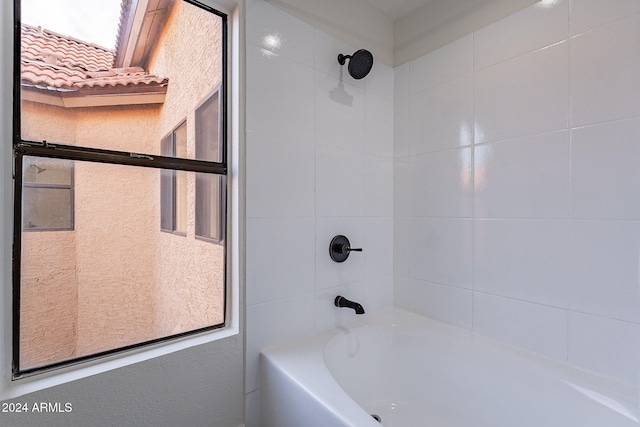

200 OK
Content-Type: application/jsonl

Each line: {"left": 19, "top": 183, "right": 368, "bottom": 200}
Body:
{"left": 330, "top": 235, "right": 362, "bottom": 262}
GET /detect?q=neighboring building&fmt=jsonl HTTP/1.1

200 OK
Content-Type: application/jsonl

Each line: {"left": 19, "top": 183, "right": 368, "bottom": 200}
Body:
{"left": 19, "top": 0, "right": 225, "bottom": 370}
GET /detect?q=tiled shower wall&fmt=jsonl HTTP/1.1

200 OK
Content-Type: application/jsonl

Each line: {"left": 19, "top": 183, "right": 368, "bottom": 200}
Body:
{"left": 244, "top": 0, "right": 394, "bottom": 423}
{"left": 394, "top": 0, "right": 640, "bottom": 385}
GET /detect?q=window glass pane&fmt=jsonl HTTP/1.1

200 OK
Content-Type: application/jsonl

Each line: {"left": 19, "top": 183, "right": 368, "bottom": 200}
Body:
{"left": 19, "top": 160, "right": 226, "bottom": 371}
{"left": 176, "top": 170, "right": 188, "bottom": 233}
{"left": 23, "top": 157, "right": 73, "bottom": 185}
{"left": 20, "top": 0, "right": 223, "bottom": 162}
{"left": 23, "top": 187, "right": 72, "bottom": 231}
{"left": 160, "top": 169, "right": 175, "bottom": 231}
{"left": 196, "top": 173, "right": 224, "bottom": 241}
{"left": 196, "top": 91, "right": 221, "bottom": 162}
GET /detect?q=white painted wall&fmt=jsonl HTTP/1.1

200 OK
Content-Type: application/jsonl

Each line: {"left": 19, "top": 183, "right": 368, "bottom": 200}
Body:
{"left": 395, "top": 0, "right": 640, "bottom": 386}
{"left": 243, "top": 0, "right": 394, "bottom": 424}
{"left": 0, "top": 1, "right": 245, "bottom": 426}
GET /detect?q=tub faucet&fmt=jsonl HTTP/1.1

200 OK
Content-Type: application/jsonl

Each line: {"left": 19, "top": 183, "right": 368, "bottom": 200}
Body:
{"left": 334, "top": 296, "right": 365, "bottom": 315}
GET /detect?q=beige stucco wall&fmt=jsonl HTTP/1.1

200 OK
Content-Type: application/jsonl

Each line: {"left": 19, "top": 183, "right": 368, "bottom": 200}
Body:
{"left": 19, "top": 0, "right": 225, "bottom": 368}
{"left": 151, "top": 1, "right": 226, "bottom": 335}
{"left": 72, "top": 105, "right": 161, "bottom": 356}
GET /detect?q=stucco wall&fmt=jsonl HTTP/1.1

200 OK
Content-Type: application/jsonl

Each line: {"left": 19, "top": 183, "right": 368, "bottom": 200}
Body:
{"left": 19, "top": 101, "right": 79, "bottom": 369}
{"left": 20, "top": 231, "right": 78, "bottom": 369}
{"left": 151, "top": 1, "right": 226, "bottom": 335}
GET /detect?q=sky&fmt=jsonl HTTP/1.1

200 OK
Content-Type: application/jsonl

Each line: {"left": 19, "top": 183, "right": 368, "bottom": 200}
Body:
{"left": 21, "top": 0, "right": 123, "bottom": 49}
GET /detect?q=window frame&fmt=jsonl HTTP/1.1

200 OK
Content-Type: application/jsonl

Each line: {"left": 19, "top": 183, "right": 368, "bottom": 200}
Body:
{"left": 11, "top": 0, "right": 230, "bottom": 380}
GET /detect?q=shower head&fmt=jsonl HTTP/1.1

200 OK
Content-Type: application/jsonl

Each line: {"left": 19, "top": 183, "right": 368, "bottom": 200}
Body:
{"left": 338, "top": 49, "right": 374, "bottom": 80}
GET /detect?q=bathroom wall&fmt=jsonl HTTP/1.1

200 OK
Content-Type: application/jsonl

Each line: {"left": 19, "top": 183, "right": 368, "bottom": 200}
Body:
{"left": 244, "top": 0, "right": 394, "bottom": 423}
{"left": 395, "top": 0, "right": 640, "bottom": 385}
{"left": 0, "top": 1, "right": 244, "bottom": 426}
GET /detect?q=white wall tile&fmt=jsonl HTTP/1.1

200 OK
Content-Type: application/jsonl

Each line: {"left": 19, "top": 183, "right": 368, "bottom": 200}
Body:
{"left": 246, "top": 131, "right": 315, "bottom": 218}
{"left": 409, "top": 75, "right": 473, "bottom": 155}
{"left": 394, "top": 63, "right": 411, "bottom": 159}
{"left": 246, "top": 218, "right": 316, "bottom": 306}
{"left": 406, "top": 279, "right": 473, "bottom": 329}
{"left": 393, "top": 216, "right": 409, "bottom": 274}
{"left": 393, "top": 159, "right": 410, "bottom": 218}
{"left": 246, "top": 44, "right": 315, "bottom": 138}
{"left": 314, "top": 30, "right": 365, "bottom": 90}
{"left": 410, "top": 148, "right": 473, "bottom": 218}
{"left": 365, "top": 154, "right": 393, "bottom": 217}
{"left": 365, "top": 275, "right": 394, "bottom": 313}
{"left": 316, "top": 145, "right": 365, "bottom": 217}
{"left": 570, "top": 0, "right": 640, "bottom": 36}
{"left": 245, "top": 20, "right": 396, "bottom": 412}
{"left": 569, "top": 312, "right": 640, "bottom": 384}
{"left": 474, "top": 0, "right": 568, "bottom": 70}
{"left": 246, "top": 0, "right": 315, "bottom": 67}
{"left": 409, "top": 34, "right": 473, "bottom": 93}
{"left": 246, "top": 294, "right": 316, "bottom": 392}
{"left": 473, "top": 293, "right": 568, "bottom": 361}
{"left": 570, "top": 14, "right": 640, "bottom": 127}
{"left": 474, "top": 219, "right": 569, "bottom": 307}
{"left": 408, "top": 218, "right": 473, "bottom": 289}
{"left": 315, "top": 70, "right": 366, "bottom": 152}
{"left": 393, "top": 275, "right": 412, "bottom": 310}
{"left": 365, "top": 217, "right": 393, "bottom": 279}
{"left": 365, "top": 92, "right": 394, "bottom": 157}
{"left": 365, "top": 61, "right": 394, "bottom": 101}
{"left": 571, "top": 119, "right": 640, "bottom": 220}
{"left": 315, "top": 217, "right": 366, "bottom": 289}
{"left": 474, "top": 41, "right": 569, "bottom": 144}
{"left": 474, "top": 131, "right": 570, "bottom": 218}
{"left": 570, "top": 220, "right": 640, "bottom": 323}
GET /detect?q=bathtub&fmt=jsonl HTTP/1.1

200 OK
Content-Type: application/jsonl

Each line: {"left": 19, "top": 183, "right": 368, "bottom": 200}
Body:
{"left": 260, "top": 307, "right": 639, "bottom": 427}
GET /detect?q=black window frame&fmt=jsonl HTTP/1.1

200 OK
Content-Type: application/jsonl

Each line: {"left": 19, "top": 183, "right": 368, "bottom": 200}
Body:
{"left": 11, "top": 0, "right": 229, "bottom": 380}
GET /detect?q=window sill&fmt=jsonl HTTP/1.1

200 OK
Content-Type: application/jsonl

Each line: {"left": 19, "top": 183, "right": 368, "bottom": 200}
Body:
{"left": 1, "top": 319, "right": 239, "bottom": 400}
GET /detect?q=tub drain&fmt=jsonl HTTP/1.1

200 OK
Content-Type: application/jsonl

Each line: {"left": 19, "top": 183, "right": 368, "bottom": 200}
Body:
{"left": 371, "top": 414, "right": 382, "bottom": 423}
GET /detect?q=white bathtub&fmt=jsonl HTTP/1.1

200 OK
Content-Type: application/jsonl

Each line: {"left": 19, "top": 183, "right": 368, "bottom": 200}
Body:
{"left": 260, "top": 307, "right": 639, "bottom": 427}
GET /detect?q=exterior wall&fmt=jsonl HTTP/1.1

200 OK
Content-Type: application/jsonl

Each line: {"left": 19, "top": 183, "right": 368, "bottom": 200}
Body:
{"left": 20, "top": 231, "right": 78, "bottom": 369}
{"left": 72, "top": 105, "right": 161, "bottom": 356}
{"left": 150, "top": 1, "right": 226, "bottom": 335}
{"left": 19, "top": 101, "right": 163, "bottom": 365}
{"left": 19, "top": 101, "right": 79, "bottom": 368}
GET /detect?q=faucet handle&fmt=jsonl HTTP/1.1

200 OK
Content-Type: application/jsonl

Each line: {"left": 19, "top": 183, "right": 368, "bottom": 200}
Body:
{"left": 330, "top": 235, "right": 362, "bottom": 262}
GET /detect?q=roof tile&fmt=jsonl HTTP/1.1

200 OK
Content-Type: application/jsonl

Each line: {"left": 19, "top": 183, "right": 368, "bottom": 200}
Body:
{"left": 21, "top": 23, "right": 168, "bottom": 96}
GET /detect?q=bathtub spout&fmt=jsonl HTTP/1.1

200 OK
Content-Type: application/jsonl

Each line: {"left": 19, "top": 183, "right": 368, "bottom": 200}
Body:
{"left": 334, "top": 296, "right": 365, "bottom": 314}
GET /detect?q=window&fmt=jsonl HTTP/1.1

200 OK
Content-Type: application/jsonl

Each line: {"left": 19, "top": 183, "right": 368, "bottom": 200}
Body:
{"left": 22, "top": 157, "right": 74, "bottom": 231}
{"left": 13, "top": 0, "right": 228, "bottom": 378}
{"left": 161, "top": 122, "right": 188, "bottom": 234}
{"left": 195, "top": 89, "right": 224, "bottom": 242}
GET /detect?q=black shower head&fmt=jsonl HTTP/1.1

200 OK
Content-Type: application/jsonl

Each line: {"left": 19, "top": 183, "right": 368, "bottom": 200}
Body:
{"left": 338, "top": 49, "right": 374, "bottom": 80}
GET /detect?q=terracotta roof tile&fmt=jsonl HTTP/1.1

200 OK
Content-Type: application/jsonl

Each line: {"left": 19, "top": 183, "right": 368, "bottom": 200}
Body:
{"left": 21, "top": 23, "right": 168, "bottom": 96}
